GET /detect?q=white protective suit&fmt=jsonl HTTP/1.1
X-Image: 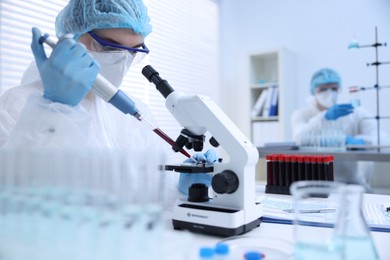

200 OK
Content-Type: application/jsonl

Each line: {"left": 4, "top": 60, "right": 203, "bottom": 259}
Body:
{"left": 0, "top": 62, "right": 180, "bottom": 206}
{"left": 291, "top": 96, "right": 384, "bottom": 191}
{"left": 0, "top": 62, "right": 157, "bottom": 149}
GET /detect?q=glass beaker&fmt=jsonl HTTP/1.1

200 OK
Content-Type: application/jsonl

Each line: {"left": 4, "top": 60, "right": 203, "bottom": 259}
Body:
{"left": 333, "top": 185, "right": 379, "bottom": 260}
{"left": 290, "top": 181, "right": 344, "bottom": 260}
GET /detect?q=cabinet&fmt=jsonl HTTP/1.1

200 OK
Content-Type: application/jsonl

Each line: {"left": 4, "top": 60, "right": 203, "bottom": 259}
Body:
{"left": 249, "top": 49, "right": 296, "bottom": 146}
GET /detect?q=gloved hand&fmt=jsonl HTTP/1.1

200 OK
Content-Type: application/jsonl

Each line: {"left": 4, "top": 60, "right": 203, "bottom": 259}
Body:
{"left": 178, "top": 149, "right": 218, "bottom": 195}
{"left": 346, "top": 136, "right": 366, "bottom": 145}
{"left": 324, "top": 104, "right": 354, "bottom": 120}
{"left": 31, "top": 27, "right": 99, "bottom": 106}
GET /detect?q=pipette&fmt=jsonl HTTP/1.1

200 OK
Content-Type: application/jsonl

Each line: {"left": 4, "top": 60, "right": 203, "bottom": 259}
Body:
{"left": 39, "top": 32, "right": 191, "bottom": 159}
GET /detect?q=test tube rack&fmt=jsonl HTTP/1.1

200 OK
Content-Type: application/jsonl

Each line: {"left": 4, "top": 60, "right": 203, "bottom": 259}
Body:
{"left": 265, "top": 154, "right": 334, "bottom": 195}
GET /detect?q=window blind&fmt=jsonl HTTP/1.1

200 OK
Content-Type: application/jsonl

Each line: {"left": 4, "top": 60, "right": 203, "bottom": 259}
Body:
{"left": 0, "top": 0, "right": 220, "bottom": 159}
{"left": 0, "top": 0, "right": 66, "bottom": 92}
{"left": 130, "top": 0, "right": 220, "bottom": 135}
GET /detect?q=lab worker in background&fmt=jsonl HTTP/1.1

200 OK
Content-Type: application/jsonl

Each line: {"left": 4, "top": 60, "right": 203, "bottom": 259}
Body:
{"left": 291, "top": 68, "right": 385, "bottom": 192}
{"left": 0, "top": 0, "right": 214, "bottom": 199}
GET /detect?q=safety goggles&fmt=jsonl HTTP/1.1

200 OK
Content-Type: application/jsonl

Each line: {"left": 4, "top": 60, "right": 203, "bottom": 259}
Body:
{"left": 88, "top": 31, "right": 149, "bottom": 63}
{"left": 317, "top": 84, "right": 339, "bottom": 93}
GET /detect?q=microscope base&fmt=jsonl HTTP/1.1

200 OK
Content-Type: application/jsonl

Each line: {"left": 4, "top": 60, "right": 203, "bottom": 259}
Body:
{"left": 173, "top": 218, "right": 261, "bottom": 237}
{"left": 172, "top": 202, "right": 261, "bottom": 237}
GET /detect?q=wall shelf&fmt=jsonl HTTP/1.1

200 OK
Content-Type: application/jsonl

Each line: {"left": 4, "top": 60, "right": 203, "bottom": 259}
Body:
{"left": 249, "top": 48, "right": 297, "bottom": 146}
{"left": 251, "top": 117, "right": 279, "bottom": 122}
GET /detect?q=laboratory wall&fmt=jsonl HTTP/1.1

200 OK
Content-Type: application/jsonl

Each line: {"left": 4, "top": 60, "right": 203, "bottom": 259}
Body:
{"left": 220, "top": 0, "right": 390, "bottom": 137}
{"left": 219, "top": 0, "right": 390, "bottom": 192}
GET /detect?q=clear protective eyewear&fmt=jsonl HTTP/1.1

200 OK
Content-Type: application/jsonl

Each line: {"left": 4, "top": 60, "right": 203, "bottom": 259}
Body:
{"left": 317, "top": 83, "right": 340, "bottom": 93}
{"left": 88, "top": 31, "right": 149, "bottom": 64}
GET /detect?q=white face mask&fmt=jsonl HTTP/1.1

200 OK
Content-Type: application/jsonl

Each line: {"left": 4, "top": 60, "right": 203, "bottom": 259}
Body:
{"left": 89, "top": 51, "right": 134, "bottom": 88}
{"left": 315, "top": 89, "right": 338, "bottom": 109}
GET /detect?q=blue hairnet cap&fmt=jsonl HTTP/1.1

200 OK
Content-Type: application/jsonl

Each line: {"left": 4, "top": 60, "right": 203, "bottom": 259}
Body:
{"left": 310, "top": 68, "right": 341, "bottom": 94}
{"left": 55, "top": 0, "right": 152, "bottom": 39}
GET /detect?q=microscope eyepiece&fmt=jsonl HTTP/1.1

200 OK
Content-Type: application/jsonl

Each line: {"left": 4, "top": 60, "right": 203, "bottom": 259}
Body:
{"left": 141, "top": 65, "right": 158, "bottom": 82}
{"left": 142, "top": 65, "right": 174, "bottom": 99}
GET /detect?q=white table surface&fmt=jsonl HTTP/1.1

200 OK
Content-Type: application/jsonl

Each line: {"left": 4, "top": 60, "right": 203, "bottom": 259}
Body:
{"left": 176, "top": 185, "right": 390, "bottom": 260}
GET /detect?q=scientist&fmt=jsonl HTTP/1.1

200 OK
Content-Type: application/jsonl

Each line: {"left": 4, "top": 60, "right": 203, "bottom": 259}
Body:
{"left": 0, "top": 0, "right": 214, "bottom": 196}
{"left": 291, "top": 68, "right": 381, "bottom": 191}
{"left": 0, "top": 0, "right": 154, "bottom": 149}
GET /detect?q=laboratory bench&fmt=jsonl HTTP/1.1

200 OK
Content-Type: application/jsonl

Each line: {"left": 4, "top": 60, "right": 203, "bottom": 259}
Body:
{"left": 4, "top": 185, "right": 388, "bottom": 259}
{"left": 183, "top": 185, "right": 390, "bottom": 260}
{"left": 257, "top": 146, "right": 390, "bottom": 162}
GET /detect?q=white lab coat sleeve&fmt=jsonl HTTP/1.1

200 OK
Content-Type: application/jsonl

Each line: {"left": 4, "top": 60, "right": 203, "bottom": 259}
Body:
{"left": 351, "top": 107, "right": 388, "bottom": 145}
{"left": 291, "top": 107, "right": 326, "bottom": 144}
{"left": 356, "top": 118, "right": 377, "bottom": 145}
{"left": 0, "top": 99, "right": 17, "bottom": 146}
{"left": 2, "top": 92, "right": 92, "bottom": 148}
{"left": 0, "top": 84, "right": 37, "bottom": 146}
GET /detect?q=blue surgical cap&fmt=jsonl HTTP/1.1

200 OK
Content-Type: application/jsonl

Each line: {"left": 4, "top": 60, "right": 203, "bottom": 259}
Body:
{"left": 310, "top": 68, "right": 341, "bottom": 95}
{"left": 55, "top": 0, "right": 152, "bottom": 39}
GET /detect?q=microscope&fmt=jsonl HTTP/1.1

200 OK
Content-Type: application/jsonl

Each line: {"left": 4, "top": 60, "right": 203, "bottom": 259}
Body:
{"left": 142, "top": 66, "right": 262, "bottom": 236}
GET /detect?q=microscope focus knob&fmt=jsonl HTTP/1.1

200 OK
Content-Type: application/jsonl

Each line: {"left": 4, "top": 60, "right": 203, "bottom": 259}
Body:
{"left": 211, "top": 170, "right": 239, "bottom": 194}
{"left": 209, "top": 136, "right": 219, "bottom": 147}
{"left": 188, "top": 183, "right": 210, "bottom": 202}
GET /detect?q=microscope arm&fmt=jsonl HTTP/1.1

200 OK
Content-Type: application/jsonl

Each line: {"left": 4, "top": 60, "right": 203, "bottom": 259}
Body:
{"left": 166, "top": 91, "right": 258, "bottom": 167}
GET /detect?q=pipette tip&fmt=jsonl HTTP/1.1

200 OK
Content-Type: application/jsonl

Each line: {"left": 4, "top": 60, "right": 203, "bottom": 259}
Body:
{"left": 181, "top": 149, "right": 192, "bottom": 158}
{"left": 188, "top": 156, "right": 197, "bottom": 163}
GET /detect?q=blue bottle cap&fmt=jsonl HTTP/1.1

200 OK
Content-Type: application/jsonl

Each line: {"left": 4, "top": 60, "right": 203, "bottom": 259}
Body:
{"left": 215, "top": 243, "right": 229, "bottom": 255}
{"left": 199, "top": 247, "right": 214, "bottom": 258}
{"left": 244, "top": 251, "right": 263, "bottom": 260}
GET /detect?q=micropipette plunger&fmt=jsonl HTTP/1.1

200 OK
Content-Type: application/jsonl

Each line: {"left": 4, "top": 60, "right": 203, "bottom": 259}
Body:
{"left": 38, "top": 32, "right": 191, "bottom": 159}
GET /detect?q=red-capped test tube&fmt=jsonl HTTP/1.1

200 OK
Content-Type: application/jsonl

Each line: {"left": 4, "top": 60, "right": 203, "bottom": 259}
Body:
{"left": 324, "top": 155, "right": 334, "bottom": 181}
{"left": 296, "top": 155, "right": 305, "bottom": 181}
{"left": 278, "top": 154, "right": 286, "bottom": 187}
{"left": 266, "top": 154, "right": 273, "bottom": 186}
{"left": 310, "top": 155, "right": 318, "bottom": 180}
{"left": 273, "top": 154, "right": 280, "bottom": 186}
{"left": 284, "top": 155, "right": 291, "bottom": 187}
{"left": 290, "top": 155, "right": 298, "bottom": 183}
{"left": 316, "top": 156, "right": 325, "bottom": 180}
{"left": 304, "top": 155, "right": 312, "bottom": 180}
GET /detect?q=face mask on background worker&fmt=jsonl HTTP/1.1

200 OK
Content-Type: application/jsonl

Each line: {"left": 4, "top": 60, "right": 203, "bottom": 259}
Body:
{"left": 315, "top": 89, "right": 338, "bottom": 109}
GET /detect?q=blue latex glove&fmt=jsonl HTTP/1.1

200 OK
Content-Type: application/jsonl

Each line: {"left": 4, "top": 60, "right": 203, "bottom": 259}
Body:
{"left": 324, "top": 104, "right": 354, "bottom": 120}
{"left": 346, "top": 136, "right": 366, "bottom": 145}
{"left": 31, "top": 27, "right": 99, "bottom": 106}
{"left": 178, "top": 149, "right": 218, "bottom": 195}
